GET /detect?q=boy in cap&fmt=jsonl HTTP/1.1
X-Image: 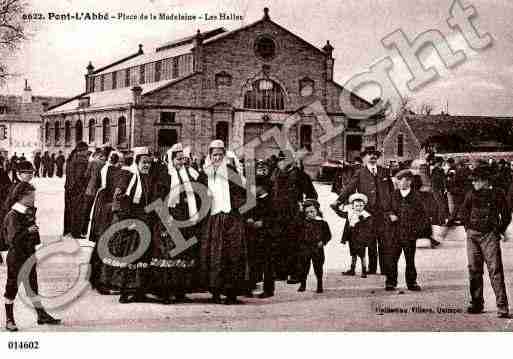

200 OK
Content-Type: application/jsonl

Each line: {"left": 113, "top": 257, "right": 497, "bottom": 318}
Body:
{"left": 335, "top": 192, "right": 374, "bottom": 278}
{"left": 295, "top": 199, "right": 331, "bottom": 293}
{"left": 384, "top": 169, "right": 428, "bottom": 291}
{"left": 450, "top": 162, "right": 510, "bottom": 317}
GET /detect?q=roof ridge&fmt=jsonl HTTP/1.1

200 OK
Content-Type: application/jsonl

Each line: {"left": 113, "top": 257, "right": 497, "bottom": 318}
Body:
{"left": 156, "top": 27, "right": 227, "bottom": 52}
{"left": 91, "top": 47, "right": 144, "bottom": 75}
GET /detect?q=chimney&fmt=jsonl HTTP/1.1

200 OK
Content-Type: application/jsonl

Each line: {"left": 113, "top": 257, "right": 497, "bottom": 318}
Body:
{"left": 263, "top": 7, "right": 270, "bottom": 20}
{"left": 138, "top": 44, "right": 144, "bottom": 55}
{"left": 131, "top": 86, "right": 143, "bottom": 105}
{"left": 22, "top": 79, "right": 32, "bottom": 103}
{"left": 86, "top": 62, "right": 95, "bottom": 92}
{"left": 323, "top": 41, "right": 334, "bottom": 81}
{"left": 193, "top": 30, "right": 203, "bottom": 72}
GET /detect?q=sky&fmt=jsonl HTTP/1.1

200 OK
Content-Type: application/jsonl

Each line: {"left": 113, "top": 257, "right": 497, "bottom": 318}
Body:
{"left": 1, "top": 0, "right": 512, "bottom": 116}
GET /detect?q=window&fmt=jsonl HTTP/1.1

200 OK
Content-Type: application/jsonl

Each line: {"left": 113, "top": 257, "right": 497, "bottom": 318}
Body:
{"left": 94, "top": 76, "right": 101, "bottom": 92}
{"left": 88, "top": 119, "right": 96, "bottom": 143}
{"left": 64, "top": 121, "right": 71, "bottom": 145}
{"left": 300, "top": 125, "right": 312, "bottom": 151}
{"left": 100, "top": 75, "right": 105, "bottom": 91}
{"left": 160, "top": 112, "right": 175, "bottom": 124}
{"left": 155, "top": 61, "right": 162, "bottom": 82}
{"left": 116, "top": 70, "right": 124, "bottom": 89}
{"left": 216, "top": 121, "right": 229, "bottom": 149}
{"left": 112, "top": 72, "right": 117, "bottom": 89}
{"left": 45, "top": 122, "right": 50, "bottom": 143}
{"left": 129, "top": 67, "right": 138, "bottom": 86}
{"left": 75, "top": 120, "right": 83, "bottom": 142}
{"left": 144, "top": 62, "right": 154, "bottom": 84}
{"left": 172, "top": 57, "right": 179, "bottom": 78}
{"left": 0, "top": 125, "right": 7, "bottom": 140}
{"left": 177, "top": 54, "right": 193, "bottom": 77}
{"left": 104, "top": 73, "right": 112, "bottom": 90}
{"left": 244, "top": 79, "right": 284, "bottom": 110}
{"left": 215, "top": 71, "right": 232, "bottom": 87}
{"left": 299, "top": 77, "right": 314, "bottom": 97}
{"left": 125, "top": 69, "right": 130, "bottom": 87}
{"left": 139, "top": 65, "right": 145, "bottom": 84}
{"left": 397, "top": 133, "right": 404, "bottom": 157}
{"left": 118, "top": 116, "right": 127, "bottom": 144}
{"left": 54, "top": 121, "right": 61, "bottom": 143}
{"left": 162, "top": 58, "right": 173, "bottom": 80}
{"left": 254, "top": 36, "right": 276, "bottom": 61}
{"left": 102, "top": 118, "right": 110, "bottom": 144}
{"left": 0, "top": 106, "right": 8, "bottom": 114}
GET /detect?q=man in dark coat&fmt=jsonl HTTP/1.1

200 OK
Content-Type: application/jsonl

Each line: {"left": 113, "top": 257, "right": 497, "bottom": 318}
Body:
{"left": 81, "top": 147, "right": 109, "bottom": 237}
{"left": 451, "top": 163, "right": 510, "bottom": 317}
{"left": 331, "top": 147, "right": 393, "bottom": 275}
{"left": 9, "top": 153, "right": 19, "bottom": 182}
{"left": 33, "top": 153, "right": 41, "bottom": 177}
{"left": 41, "top": 151, "right": 50, "bottom": 178}
{"left": 270, "top": 150, "right": 315, "bottom": 283}
{"left": 64, "top": 142, "right": 89, "bottom": 239}
{"left": 384, "top": 169, "right": 428, "bottom": 291}
{"left": 55, "top": 151, "right": 66, "bottom": 178}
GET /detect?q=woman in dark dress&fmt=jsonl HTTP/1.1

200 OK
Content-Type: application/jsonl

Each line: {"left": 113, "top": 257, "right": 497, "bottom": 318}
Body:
{"left": 48, "top": 153, "right": 56, "bottom": 177}
{"left": 151, "top": 143, "right": 203, "bottom": 304}
{"left": 88, "top": 151, "right": 125, "bottom": 293}
{"left": 111, "top": 147, "right": 159, "bottom": 304}
{"left": 199, "top": 140, "right": 248, "bottom": 305}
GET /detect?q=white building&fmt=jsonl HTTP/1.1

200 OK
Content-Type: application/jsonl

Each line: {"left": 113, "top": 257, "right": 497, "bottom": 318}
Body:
{"left": 0, "top": 80, "right": 67, "bottom": 161}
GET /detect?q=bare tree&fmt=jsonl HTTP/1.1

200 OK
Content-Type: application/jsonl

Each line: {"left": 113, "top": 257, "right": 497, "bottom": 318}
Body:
{"left": 0, "top": 0, "right": 26, "bottom": 83}
{"left": 418, "top": 102, "right": 435, "bottom": 115}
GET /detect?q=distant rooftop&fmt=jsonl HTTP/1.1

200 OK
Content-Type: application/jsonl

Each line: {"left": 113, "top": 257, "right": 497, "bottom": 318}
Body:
{"left": 156, "top": 27, "right": 227, "bottom": 52}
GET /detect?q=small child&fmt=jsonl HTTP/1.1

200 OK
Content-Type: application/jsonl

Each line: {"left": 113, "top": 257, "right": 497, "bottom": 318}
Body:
{"left": 336, "top": 193, "right": 374, "bottom": 278}
{"left": 296, "top": 199, "right": 331, "bottom": 293}
{"left": 3, "top": 182, "right": 61, "bottom": 332}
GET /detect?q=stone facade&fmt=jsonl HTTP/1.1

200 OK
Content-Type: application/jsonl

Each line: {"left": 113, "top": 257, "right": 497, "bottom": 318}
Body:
{"left": 42, "top": 8, "right": 376, "bottom": 176}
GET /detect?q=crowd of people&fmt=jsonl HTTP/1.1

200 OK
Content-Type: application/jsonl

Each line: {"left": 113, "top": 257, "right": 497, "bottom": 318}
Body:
{"left": 0, "top": 151, "right": 66, "bottom": 182}
{"left": 60, "top": 140, "right": 321, "bottom": 309}
{"left": 1, "top": 140, "right": 513, "bottom": 332}
{"left": 331, "top": 148, "right": 512, "bottom": 318}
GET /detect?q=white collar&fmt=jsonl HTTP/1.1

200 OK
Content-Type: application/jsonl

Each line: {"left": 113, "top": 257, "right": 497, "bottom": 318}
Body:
{"left": 400, "top": 188, "right": 411, "bottom": 197}
{"left": 367, "top": 164, "right": 377, "bottom": 172}
{"left": 12, "top": 202, "right": 28, "bottom": 214}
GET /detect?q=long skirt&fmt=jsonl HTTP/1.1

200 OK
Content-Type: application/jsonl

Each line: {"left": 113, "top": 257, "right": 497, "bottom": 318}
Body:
{"left": 63, "top": 188, "right": 72, "bottom": 236}
{"left": 200, "top": 212, "right": 249, "bottom": 294}
{"left": 89, "top": 190, "right": 114, "bottom": 243}
{"left": 97, "top": 209, "right": 155, "bottom": 294}
{"left": 150, "top": 218, "right": 201, "bottom": 297}
{"left": 88, "top": 191, "right": 121, "bottom": 291}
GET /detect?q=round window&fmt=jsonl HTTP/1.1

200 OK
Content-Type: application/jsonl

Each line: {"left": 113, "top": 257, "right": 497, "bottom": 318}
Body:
{"left": 254, "top": 36, "right": 276, "bottom": 61}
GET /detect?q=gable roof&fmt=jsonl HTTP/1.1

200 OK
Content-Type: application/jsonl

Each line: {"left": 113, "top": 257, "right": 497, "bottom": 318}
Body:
{"left": 203, "top": 16, "right": 327, "bottom": 57}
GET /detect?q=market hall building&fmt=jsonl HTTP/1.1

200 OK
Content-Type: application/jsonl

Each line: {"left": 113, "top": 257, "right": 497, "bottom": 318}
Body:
{"left": 42, "top": 8, "right": 374, "bottom": 175}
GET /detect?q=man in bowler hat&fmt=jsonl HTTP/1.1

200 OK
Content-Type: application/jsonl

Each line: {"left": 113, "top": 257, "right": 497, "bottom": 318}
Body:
{"left": 331, "top": 146, "right": 393, "bottom": 275}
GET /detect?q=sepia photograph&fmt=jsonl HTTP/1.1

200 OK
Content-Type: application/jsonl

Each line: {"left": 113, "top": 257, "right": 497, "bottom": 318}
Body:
{"left": 0, "top": 0, "right": 513, "bottom": 355}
